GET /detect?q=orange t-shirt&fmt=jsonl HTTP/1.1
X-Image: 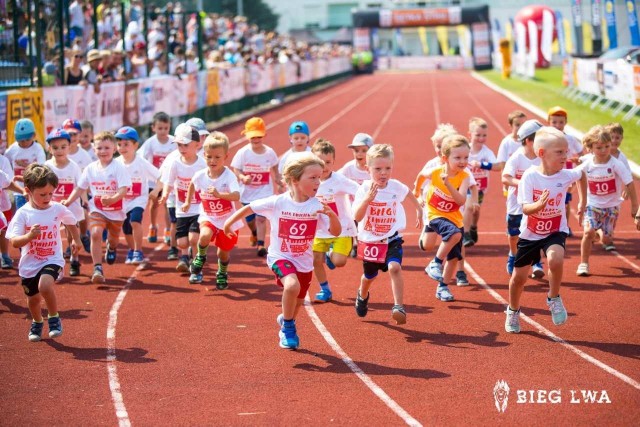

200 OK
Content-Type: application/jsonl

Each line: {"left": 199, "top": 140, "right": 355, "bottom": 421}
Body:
{"left": 423, "top": 166, "right": 470, "bottom": 228}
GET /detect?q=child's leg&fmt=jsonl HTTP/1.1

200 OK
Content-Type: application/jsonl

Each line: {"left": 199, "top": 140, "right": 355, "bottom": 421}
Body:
{"left": 293, "top": 297, "right": 305, "bottom": 318}
{"left": 580, "top": 226, "right": 596, "bottom": 264}
{"left": 106, "top": 223, "right": 120, "bottom": 252}
{"left": 358, "top": 274, "right": 375, "bottom": 300}
{"left": 255, "top": 215, "right": 266, "bottom": 243}
{"left": 188, "top": 231, "right": 199, "bottom": 256}
{"left": 281, "top": 273, "right": 301, "bottom": 320}
{"left": 508, "top": 235, "right": 518, "bottom": 256}
{"left": 27, "top": 293, "right": 44, "bottom": 322}
{"left": 197, "top": 226, "right": 214, "bottom": 254}
{"left": 421, "top": 230, "right": 438, "bottom": 252}
{"left": 131, "top": 210, "right": 145, "bottom": 252}
{"left": 90, "top": 224, "right": 105, "bottom": 265}
{"left": 330, "top": 252, "right": 348, "bottom": 268}
{"left": 508, "top": 266, "right": 530, "bottom": 310}
{"left": 313, "top": 251, "right": 328, "bottom": 284}
{"left": 443, "top": 258, "right": 458, "bottom": 283}
{"left": 148, "top": 198, "right": 159, "bottom": 231}
{"left": 388, "top": 261, "right": 403, "bottom": 306}
{"left": 435, "top": 232, "right": 461, "bottom": 260}
{"left": 38, "top": 273, "right": 58, "bottom": 316}
{"left": 546, "top": 244, "right": 565, "bottom": 299}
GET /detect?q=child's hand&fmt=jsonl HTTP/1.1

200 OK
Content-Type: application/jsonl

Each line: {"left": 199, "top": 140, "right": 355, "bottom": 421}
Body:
{"left": 468, "top": 160, "right": 481, "bottom": 170}
{"left": 240, "top": 174, "right": 252, "bottom": 185}
{"left": 317, "top": 202, "right": 337, "bottom": 218}
{"left": 158, "top": 195, "right": 167, "bottom": 206}
{"left": 577, "top": 202, "right": 586, "bottom": 226}
{"left": 631, "top": 205, "right": 639, "bottom": 220}
{"left": 622, "top": 189, "right": 629, "bottom": 200}
{"left": 29, "top": 224, "right": 41, "bottom": 239}
{"left": 208, "top": 186, "right": 220, "bottom": 198}
{"left": 181, "top": 202, "right": 191, "bottom": 213}
{"left": 365, "top": 183, "right": 378, "bottom": 201}
{"left": 101, "top": 195, "right": 115, "bottom": 207}
{"left": 149, "top": 190, "right": 160, "bottom": 202}
{"left": 536, "top": 189, "right": 550, "bottom": 210}
{"left": 61, "top": 198, "right": 70, "bottom": 207}
{"left": 415, "top": 211, "right": 423, "bottom": 230}
{"left": 13, "top": 175, "right": 24, "bottom": 183}
{"left": 471, "top": 202, "right": 480, "bottom": 213}
{"left": 223, "top": 223, "right": 236, "bottom": 238}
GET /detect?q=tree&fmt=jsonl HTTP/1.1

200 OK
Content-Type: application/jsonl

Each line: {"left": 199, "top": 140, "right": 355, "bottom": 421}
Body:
{"left": 207, "top": 0, "right": 279, "bottom": 32}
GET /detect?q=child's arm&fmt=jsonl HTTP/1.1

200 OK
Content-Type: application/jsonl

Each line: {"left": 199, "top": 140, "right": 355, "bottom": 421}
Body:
{"left": 270, "top": 165, "right": 283, "bottom": 194}
{"left": 7, "top": 180, "right": 25, "bottom": 195}
{"left": 318, "top": 203, "right": 342, "bottom": 237}
{"left": 211, "top": 188, "right": 240, "bottom": 201}
{"left": 65, "top": 223, "right": 82, "bottom": 257}
{"left": 10, "top": 223, "right": 41, "bottom": 249}
{"left": 412, "top": 171, "right": 427, "bottom": 199}
{"left": 468, "top": 182, "right": 480, "bottom": 213}
{"left": 442, "top": 171, "right": 468, "bottom": 207}
{"left": 101, "top": 186, "right": 128, "bottom": 207}
{"left": 224, "top": 204, "right": 254, "bottom": 237}
{"left": 182, "top": 181, "right": 195, "bottom": 213}
{"left": 575, "top": 170, "right": 587, "bottom": 225}
{"left": 501, "top": 173, "right": 519, "bottom": 188}
{"left": 62, "top": 187, "right": 87, "bottom": 207}
{"left": 404, "top": 192, "right": 424, "bottom": 229}
{"left": 232, "top": 167, "right": 252, "bottom": 185}
{"left": 625, "top": 182, "right": 638, "bottom": 219}
{"left": 522, "top": 189, "right": 549, "bottom": 216}
{"left": 352, "top": 184, "right": 378, "bottom": 222}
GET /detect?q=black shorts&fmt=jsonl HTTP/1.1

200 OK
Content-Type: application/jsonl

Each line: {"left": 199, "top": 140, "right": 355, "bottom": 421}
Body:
{"left": 21, "top": 264, "right": 62, "bottom": 297}
{"left": 168, "top": 207, "right": 177, "bottom": 224}
{"left": 176, "top": 215, "right": 200, "bottom": 239}
{"left": 362, "top": 235, "right": 404, "bottom": 279}
{"left": 514, "top": 232, "right": 567, "bottom": 268}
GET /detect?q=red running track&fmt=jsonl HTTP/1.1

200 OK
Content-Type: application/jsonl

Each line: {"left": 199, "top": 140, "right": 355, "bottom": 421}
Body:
{"left": 1, "top": 71, "right": 639, "bottom": 425}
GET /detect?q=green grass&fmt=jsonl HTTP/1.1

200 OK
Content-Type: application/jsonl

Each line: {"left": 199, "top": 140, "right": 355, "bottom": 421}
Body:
{"left": 478, "top": 67, "right": 640, "bottom": 164}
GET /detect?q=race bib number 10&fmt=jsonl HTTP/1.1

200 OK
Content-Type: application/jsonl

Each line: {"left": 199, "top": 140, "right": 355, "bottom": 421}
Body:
{"left": 588, "top": 178, "right": 616, "bottom": 196}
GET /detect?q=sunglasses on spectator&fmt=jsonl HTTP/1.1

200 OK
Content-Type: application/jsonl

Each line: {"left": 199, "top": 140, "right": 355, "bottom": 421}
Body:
{"left": 74, "top": 54, "right": 83, "bottom": 58}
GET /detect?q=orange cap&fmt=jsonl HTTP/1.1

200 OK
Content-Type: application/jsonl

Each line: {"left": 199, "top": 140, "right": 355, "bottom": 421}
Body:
{"left": 241, "top": 117, "right": 266, "bottom": 139}
{"left": 547, "top": 106, "right": 567, "bottom": 118}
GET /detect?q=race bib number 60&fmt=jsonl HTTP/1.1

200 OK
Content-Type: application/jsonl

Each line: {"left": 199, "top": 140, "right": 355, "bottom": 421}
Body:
{"left": 357, "top": 241, "right": 388, "bottom": 263}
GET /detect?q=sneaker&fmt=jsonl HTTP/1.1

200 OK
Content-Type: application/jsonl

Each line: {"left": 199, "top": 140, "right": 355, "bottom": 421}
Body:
{"left": 426, "top": 260, "right": 443, "bottom": 282}
{"left": 48, "top": 316, "right": 63, "bottom": 338}
{"left": 456, "top": 270, "right": 469, "bottom": 286}
{"left": 1, "top": 254, "right": 13, "bottom": 269}
{"left": 69, "top": 260, "right": 81, "bottom": 277}
{"left": 355, "top": 291, "right": 369, "bottom": 317}
{"left": 391, "top": 305, "right": 407, "bottom": 325}
{"left": 249, "top": 234, "right": 258, "bottom": 247}
{"left": 325, "top": 253, "right": 336, "bottom": 270}
{"left": 279, "top": 321, "right": 299, "bottom": 350}
{"left": 547, "top": 296, "right": 568, "bottom": 325}
{"left": 576, "top": 263, "right": 589, "bottom": 276}
{"left": 602, "top": 244, "right": 616, "bottom": 252}
{"left": 131, "top": 250, "right": 145, "bottom": 265}
{"left": 470, "top": 227, "right": 478, "bottom": 243}
{"left": 531, "top": 262, "right": 545, "bottom": 279}
{"left": 436, "top": 285, "right": 455, "bottom": 302}
{"left": 81, "top": 234, "right": 91, "bottom": 253}
{"left": 105, "top": 243, "right": 117, "bottom": 265}
{"left": 63, "top": 246, "right": 71, "bottom": 259}
{"left": 257, "top": 246, "right": 267, "bottom": 257}
{"left": 216, "top": 271, "right": 228, "bottom": 290}
{"left": 350, "top": 244, "right": 358, "bottom": 258}
{"left": 176, "top": 255, "right": 190, "bottom": 272}
{"left": 188, "top": 272, "right": 203, "bottom": 284}
{"left": 462, "top": 233, "right": 475, "bottom": 248}
{"left": 167, "top": 246, "right": 179, "bottom": 260}
{"left": 163, "top": 228, "right": 171, "bottom": 245}
{"left": 28, "top": 321, "right": 44, "bottom": 342}
{"left": 190, "top": 254, "right": 206, "bottom": 275}
{"left": 124, "top": 249, "right": 134, "bottom": 265}
{"left": 91, "top": 265, "right": 105, "bottom": 284}
{"left": 505, "top": 308, "right": 521, "bottom": 333}
{"left": 276, "top": 313, "right": 284, "bottom": 328}
{"left": 147, "top": 226, "right": 158, "bottom": 243}
{"left": 506, "top": 255, "right": 516, "bottom": 275}
{"left": 315, "top": 287, "right": 332, "bottom": 303}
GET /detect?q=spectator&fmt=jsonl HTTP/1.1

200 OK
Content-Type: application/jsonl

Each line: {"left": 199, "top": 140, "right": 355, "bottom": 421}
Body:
{"left": 83, "top": 49, "right": 103, "bottom": 89}
{"left": 64, "top": 48, "right": 85, "bottom": 85}
{"left": 131, "top": 41, "right": 149, "bottom": 78}
{"left": 69, "top": 0, "right": 85, "bottom": 47}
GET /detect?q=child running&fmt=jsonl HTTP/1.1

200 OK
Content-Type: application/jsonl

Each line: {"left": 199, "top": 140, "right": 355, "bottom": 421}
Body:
{"left": 311, "top": 138, "right": 359, "bottom": 302}
{"left": 505, "top": 127, "right": 587, "bottom": 333}
{"left": 278, "top": 121, "right": 311, "bottom": 177}
{"left": 6, "top": 164, "right": 82, "bottom": 341}
{"left": 353, "top": 144, "right": 423, "bottom": 324}
{"left": 185, "top": 131, "right": 243, "bottom": 287}
{"left": 63, "top": 119, "right": 93, "bottom": 171}
{"left": 5, "top": 118, "right": 46, "bottom": 210}
{"left": 79, "top": 120, "right": 98, "bottom": 161}
{"left": 0, "top": 153, "right": 16, "bottom": 269}
{"left": 224, "top": 152, "right": 341, "bottom": 349}
{"left": 575, "top": 125, "right": 637, "bottom": 276}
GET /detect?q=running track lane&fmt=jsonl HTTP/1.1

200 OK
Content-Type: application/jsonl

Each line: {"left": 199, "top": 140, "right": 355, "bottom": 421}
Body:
{"left": 0, "top": 72, "right": 638, "bottom": 425}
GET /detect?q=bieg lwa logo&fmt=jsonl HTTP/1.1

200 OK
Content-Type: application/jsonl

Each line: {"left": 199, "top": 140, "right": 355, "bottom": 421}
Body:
{"left": 493, "top": 380, "right": 510, "bottom": 413}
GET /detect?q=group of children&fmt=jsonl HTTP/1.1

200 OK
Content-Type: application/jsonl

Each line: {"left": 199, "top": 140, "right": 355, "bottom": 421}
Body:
{"left": 1, "top": 104, "right": 639, "bottom": 348}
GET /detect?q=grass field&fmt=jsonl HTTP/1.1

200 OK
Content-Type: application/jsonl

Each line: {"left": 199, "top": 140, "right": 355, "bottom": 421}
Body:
{"left": 478, "top": 67, "right": 640, "bottom": 164}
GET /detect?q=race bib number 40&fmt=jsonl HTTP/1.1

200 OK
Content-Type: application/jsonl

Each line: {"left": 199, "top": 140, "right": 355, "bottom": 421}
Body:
{"left": 428, "top": 188, "right": 460, "bottom": 213}
{"left": 357, "top": 241, "right": 388, "bottom": 263}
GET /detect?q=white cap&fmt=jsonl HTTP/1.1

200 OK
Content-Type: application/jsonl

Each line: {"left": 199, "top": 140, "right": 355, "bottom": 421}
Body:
{"left": 348, "top": 133, "right": 374, "bottom": 148}
{"left": 517, "top": 119, "right": 544, "bottom": 142}
{"left": 174, "top": 123, "right": 199, "bottom": 144}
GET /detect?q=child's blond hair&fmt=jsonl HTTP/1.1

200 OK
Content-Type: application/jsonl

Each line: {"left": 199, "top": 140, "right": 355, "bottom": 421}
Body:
{"left": 604, "top": 122, "right": 623, "bottom": 137}
{"left": 94, "top": 131, "right": 115, "bottom": 143}
{"left": 582, "top": 125, "right": 611, "bottom": 150}
{"left": 507, "top": 110, "right": 526, "bottom": 126}
{"left": 311, "top": 138, "right": 335, "bottom": 156}
{"left": 431, "top": 123, "right": 457, "bottom": 143}
{"left": 468, "top": 117, "right": 488, "bottom": 132}
{"left": 282, "top": 152, "right": 324, "bottom": 185}
{"left": 533, "top": 126, "right": 566, "bottom": 155}
{"left": 366, "top": 144, "right": 393, "bottom": 166}
{"left": 441, "top": 134, "right": 470, "bottom": 157}
{"left": 203, "top": 131, "right": 230, "bottom": 152}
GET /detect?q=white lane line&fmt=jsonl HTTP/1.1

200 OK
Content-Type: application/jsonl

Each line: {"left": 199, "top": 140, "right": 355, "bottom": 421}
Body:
{"left": 304, "top": 299, "right": 422, "bottom": 427}
{"left": 372, "top": 81, "right": 408, "bottom": 140}
{"left": 430, "top": 74, "right": 441, "bottom": 125}
{"left": 464, "top": 262, "right": 640, "bottom": 391}
{"left": 610, "top": 250, "right": 640, "bottom": 272}
{"left": 463, "top": 86, "right": 508, "bottom": 136}
{"left": 107, "top": 244, "right": 165, "bottom": 426}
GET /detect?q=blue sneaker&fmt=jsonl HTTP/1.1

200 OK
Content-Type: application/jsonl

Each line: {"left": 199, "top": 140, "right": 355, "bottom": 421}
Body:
{"left": 28, "top": 321, "right": 43, "bottom": 342}
{"left": 1, "top": 254, "right": 13, "bottom": 269}
{"left": 63, "top": 246, "right": 71, "bottom": 259}
{"left": 48, "top": 316, "right": 63, "bottom": 338}
{"left": 105, "top": 243, "right": 117, "bottom": 265}
{"left": 426, "top": 260, "right": 443, "bottom": 282}
{"left": 131, "top": 250, "right": 145, "bottom": 265}
{"left": 456, "top": 270, "right": 469, "bottom": 286}
{"left": 188, "top": 272, "right": 203, "bottom": 284}
{"left": 315, "top": 287, "right": 333, "bottom": 303}
{"left": 124, "top": 249, "right": 134, "bottom": 265}
{"left": 355, "top": 291, "right": 369, "bottom": 317}
{"left": 176, "top": 255, "right": 190, "bottom": 272}
{"left": 506, "top": 255, "right": 516, "bottom": 275}
{"left": 276, "top": 313, "right": 284, "bottom": 327}
{"left": 325, "top": 252, "right": 336, "bottom": 270}
{"left": 547, "top": 296, "right": 568, "bottom": 325}
{"left": 81, "top": 234, "right": 91, "bottom": 253}
{"left": 279, "top": 321, "right": 299, "bottom": 350}
{"left": 436, "top": 285, "right": 454, "bottom": 302}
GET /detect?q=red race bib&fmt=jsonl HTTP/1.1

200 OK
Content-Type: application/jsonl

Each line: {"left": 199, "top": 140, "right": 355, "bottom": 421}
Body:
{"left": 476, "top": 176, "right": 489, "bottom": 191}
{"left": 126, "top": 181, "right": 143, "bottom": 199}
{"left": 428, "top": 189, "right": 460, "bottom": 213}
{"left": 588, "top": 178, "right": 616, "bottom": 196}
{"left": 246, "top": 171, "right": 269, "bottom": 186}
{"left": 94, "top": 196, "right": 123, "bottom": 212}
{"left": 202, "top": 196, "right": 233, "bottom": 216}
{"left": 176, "top": 188, "right": 201, "bottom": 204}
{"left": 14, "top": 167, "right": 25, "bottom": 177}
{"left": 152, "top": 154, "right": 168, "bottom": 168}
{"left": 278, "top": 218, "right": 317, "bottom": 240}
{"left": 52, "top": 182, "right": 74, "bottom": 202}
{"left": 526, "top": 214, "right": 561, "bottom": 235}
{"left": 357, "top": 241, "right": 388, "bottom": 263}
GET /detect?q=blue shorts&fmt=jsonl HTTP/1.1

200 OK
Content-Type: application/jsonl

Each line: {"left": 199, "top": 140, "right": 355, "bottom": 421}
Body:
{"left": 506, "top": 214, "right": 523, "bottom": 236}
{"left": 429, "top": 218, "right": 463, "bottom": 261}
{"left": 565, "top": 192, "right": 572, "bottom": 204}
{"left": 168, "top": 207, "right": 177, "bottom": 224}
{"left": 243, "top": 202, "right": 265, "bottom": 223}
{"left": 123, "top": 207, "right": 144, "bottom": 235}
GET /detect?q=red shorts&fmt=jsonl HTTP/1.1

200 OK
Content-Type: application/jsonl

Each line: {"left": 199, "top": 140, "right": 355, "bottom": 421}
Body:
{"left": 3, "top": 209, "right": 13, "bottom": 223}
{"left": 271, "top": 259, "right": 313, "bottom": 299}
{"left": 200, "top": 221, "right": 238, "bottom": 251}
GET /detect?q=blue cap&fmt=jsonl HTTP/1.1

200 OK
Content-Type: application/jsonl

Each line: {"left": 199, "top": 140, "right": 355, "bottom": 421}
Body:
{"left": 46, "top": 128, "right": 71, "bottom": 143}
{"left": 115, "top": 126, "right": 139, "bottom": 142}
{"left": 288, "top": 121, "right": 309, "bottom": 136}
{"left": 14, "top": 118, "right": 36, "bottom": 141}
{"left": 62, "top": 118, "right": 82, "bottom": 133}
{"left": 186, "top": 117, "right": 210, "bottom": 135}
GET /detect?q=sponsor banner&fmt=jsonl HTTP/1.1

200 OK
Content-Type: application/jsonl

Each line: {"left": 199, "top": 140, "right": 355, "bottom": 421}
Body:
{"left": 627, "top": 0, "right": 640, "bottom": 45}
{"left": 591, "top": 0, "right": 602, "bottom": 44}
{"left": 137, "top": 79, "right": 155, "bottom": 125}
{"left": 328, "top": 57, "right": 350, "bottom": 74}
{"left": 43, "top": 85, "right": 71, "bottom": 134}
{"left": 247, "top": 64, "right": 272, "bottom": 95}
{"left": 0, "top": 93, "right": 7, "bottom": 154}
{"left": 65, "top": 82, "right": 124, "bottom": 132}
{"left": 206, "top": 69, "right": 220, "bottom": 105}
{"left": 123, "top": 82, "right": 140, "bottom": 126}
{"left": 185, "top": 73, "right": 199, "bottom": 114}
{"left": 556, "top": 11, "right": 568, "bottom": 57}
{"left": 574, "top": 58, "right": 600, "bottom": 94}
{"left": 152, "top": 76, "right": 178, "bottom": 116}
{"left": 571, "top": 0, "right": 584, "bottom": 55}
{"left": 380, "top": 7, "right": 462, "bottom": 28}
{"left": 376, "top": 56, "right": 471, "bottom": 71}
{"left": 353, "top": 28, "right": 371, "bottom": 51}
{"left": 313, "top": 60, "right": 329, "bottom": 80}
{"left": 6, "top": 88, "right": 45, "bottom": 147}
{"left": 602, "top": 61, "right": 635, "bottom": 105}
{"left": 283, "top": 62, "right": 299, "bottom": 87}
{"left": 471, "top": 22, "right": 491, "bottom": 67}
{"left": 218, "top": 67, "right": 246, "bottom": 104}
{"left": 527, "top": 20, "right": 538, "bottom": 77}
{"left": 514, "top": 21, "right": 527, "bottom": 76}
{"left": 197, "top": 70, "right": 208, "bottom": 110}
{"left": 604, "top": 0, "right": 618, "bottom": 48}
{"left": 541, "top": 9, "right": 555, "bottom": 62}
{"left": 299, "top": 61, "right": 313, "bottom": 83}
{"left": 634, "top": 65, "right": 640, "bottom": 105}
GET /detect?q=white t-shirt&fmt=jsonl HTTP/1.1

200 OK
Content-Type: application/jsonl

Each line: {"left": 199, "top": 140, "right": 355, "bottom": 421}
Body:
{"left": 496, "top": 135, "right": 521, "bottom": 164}
{"left": 316, "top": 172, "right": 359, "bottom": 238}
{"left": 468, "top": 144, "right": 497, "bottom": 192}
{"left": 251, "top": 192, "right": 329, "bottom": 273}
{"left": 140, "top": 134, "right": 176, "bottom": 169}
{"left": 502, "top": 148, "right": 541, "bottom": 215}
{"left": 576, "top": 156, "right": 632, "bottom": 209}
{"left": 191, "top": 167, "right": 243, "bottom": 231}
{"left": 161, "top": 155, "right": 206, "bottom": 218}
{"left": 517, "top": 168, "right": 583, "bottom": 240}
{"left": 78, "top": 160, "right": 132, "bottom": 221}
{"left": 338, "top": 159, "right": 370, "bottom": 185}
{"left": 4, "top": 142, "right": 46, "bottom": 188}
{"left": 68, "top": 148, "right": 93, "bottom": 171}
{"left": 278, "top": 146, "right": 311, "bottom": 174}
{"left": 565, "top": 133, "right": 583, "bottom": 169}
{"left": 6, "top": 202, "right": 77, "bottom": 278}
{"left": 230, "top": 144, "right": 279, "bottom": 203}
{"left": 0, "top": 210, "right": 6, "bottom": 231}
{"left": 0, "top": 155, "right": 14, "bottom": 211}
{"left": 83, "top": 146, "right": 98, "bottom": 162}
{"left": 614, "top": 150, "right": 631, "bottom": 174}
{"left": 45, "top": 159, "right": 84, "bottom": 221}
{"left": 117, "top": 155, "right": 161, "bottom": 213}
{"left": 353, "top": 179, "right": 409, "bottom": 242}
